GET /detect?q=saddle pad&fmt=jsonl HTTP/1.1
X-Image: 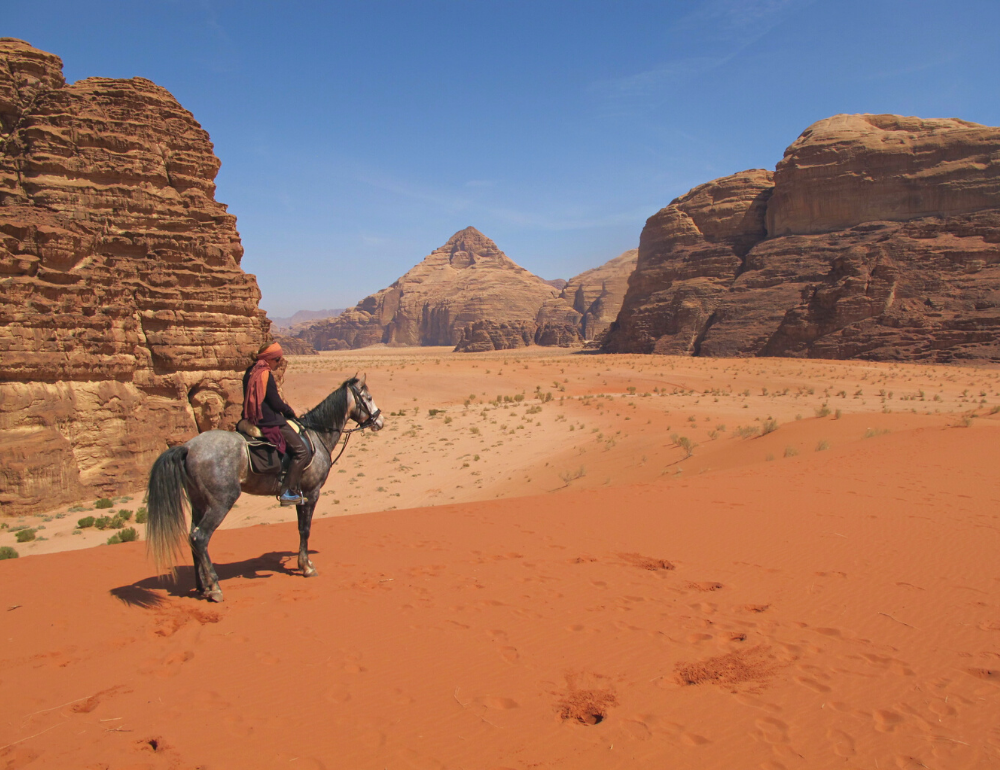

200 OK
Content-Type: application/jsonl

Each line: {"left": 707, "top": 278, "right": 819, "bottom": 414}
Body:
{"left": 243, "top": 437, "right": 282, "bottom": 475}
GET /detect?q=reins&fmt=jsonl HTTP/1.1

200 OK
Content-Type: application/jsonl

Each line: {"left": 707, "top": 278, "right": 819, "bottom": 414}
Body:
{"left": 310, "top": 382, "right": 380, "bottom": 468}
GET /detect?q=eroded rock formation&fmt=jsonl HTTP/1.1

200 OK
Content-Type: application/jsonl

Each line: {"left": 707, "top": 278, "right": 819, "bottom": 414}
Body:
{"left": 605, "top": 114, "right": 1000, "bottom": 362}
{"left": 298, "top": 227, "right": 583, "bottom": 352}
{"left": 560, "top": 249, "right": 638, "bottom": 341}
{"left": 0, "top": 39, "right": 268, "bottom": 515}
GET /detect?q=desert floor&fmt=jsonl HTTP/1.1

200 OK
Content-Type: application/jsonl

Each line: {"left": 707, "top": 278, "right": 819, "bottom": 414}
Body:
{"left": 2, "top": 348, "right": 999, "bottom": 768}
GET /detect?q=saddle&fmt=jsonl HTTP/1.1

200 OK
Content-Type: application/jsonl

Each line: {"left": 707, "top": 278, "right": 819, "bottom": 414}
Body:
{"left": 236, "top": 418, "right": 314, "bottom": 476}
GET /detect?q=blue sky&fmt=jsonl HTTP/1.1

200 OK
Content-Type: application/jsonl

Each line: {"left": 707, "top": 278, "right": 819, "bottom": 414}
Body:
{"left": 6, "top": 1, "right": 999, "bottom": 316}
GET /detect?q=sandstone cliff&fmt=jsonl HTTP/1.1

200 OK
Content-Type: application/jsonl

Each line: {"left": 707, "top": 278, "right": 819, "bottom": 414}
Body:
{"left": 560, "top": 249, "right": 638, "bottom": 341}
{"left": 0, "top": 40, "right": 268, "bottom": 515}
{"left": 605, "top": 114, "right": 1000, "bottom": 362}
{"left": 298, "top": 227, "right": 584, "bottom": 352}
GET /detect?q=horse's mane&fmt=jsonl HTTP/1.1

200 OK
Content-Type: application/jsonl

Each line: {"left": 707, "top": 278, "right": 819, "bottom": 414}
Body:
{"left": 299, "top": 377, "right": 358, "bottom": 433}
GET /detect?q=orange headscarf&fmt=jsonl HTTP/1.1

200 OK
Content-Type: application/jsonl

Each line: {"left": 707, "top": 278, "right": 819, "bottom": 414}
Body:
{"left": 243, "top": 342, "right": 283, "bottom": 424}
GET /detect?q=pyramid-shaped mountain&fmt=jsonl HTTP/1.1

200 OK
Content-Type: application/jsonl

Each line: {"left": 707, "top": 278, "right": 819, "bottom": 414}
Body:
{"left": 298, "top": 227, "right": 583, "bottom": 350}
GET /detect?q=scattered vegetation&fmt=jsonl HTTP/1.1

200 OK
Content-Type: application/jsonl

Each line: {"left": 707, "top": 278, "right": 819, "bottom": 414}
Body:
{"left": 94, "top": 498, "right": 114, "bottom": 509}
{"left": 77, "top": 516, "right": 96, "bottom": 529}
{"left": 0, "top": 546, "right": 18, "bottom": 560}
{"left": 816, "top": 439, "right": 831, "bottom": 451}
{"left": 670, "top": 434, "right": 697, "bottom": 458}
{"left": 558, "top": 466, "right": 587, "bottom": 484}
{"left": 135, "top": 507, "right": 148, "bottom": 524}
{"left": 15, "top": 529, "right": 36, "bottom": 543}
{"left": 784, "top": 446, "right": 800, "bottom": 458}
{"left": 863, "top": 428, "right": 890, "bottom": 439}
{"left": 734, "top": 425, "right": 760, "bottom": 439}
{"left": 815, "top": 405, "right": 831, "bottom": 418}
{"left": 761, "top": 418, "right": 779, "bottom": 435}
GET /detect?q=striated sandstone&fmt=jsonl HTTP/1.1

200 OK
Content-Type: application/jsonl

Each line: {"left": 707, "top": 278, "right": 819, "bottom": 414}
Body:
{"left": 0, "top": 40, "right": 268, "bottom": 515}
{"left": 299, "top": 227, "right": 575, "bottom": 352}
{"left": 560, "top": 249, "right": 638, "bottom": 341}
{"left": 605, "top": 114, "right": 1000, "bottom": 362}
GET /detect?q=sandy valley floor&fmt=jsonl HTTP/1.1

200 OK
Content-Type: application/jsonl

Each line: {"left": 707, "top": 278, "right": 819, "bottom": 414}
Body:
{"left": 2, "top": 348, "right": 999, "bottom": 768}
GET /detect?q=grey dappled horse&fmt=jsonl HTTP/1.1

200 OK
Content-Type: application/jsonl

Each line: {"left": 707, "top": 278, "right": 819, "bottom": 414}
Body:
{"left": 146, "top": 375, "right": 383, "bottom": 602}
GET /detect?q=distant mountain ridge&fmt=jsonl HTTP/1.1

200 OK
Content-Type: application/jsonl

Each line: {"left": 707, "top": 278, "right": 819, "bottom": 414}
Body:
{"left": 294, "top": 228, "right": 637, "bottom": 352}
{"left": 269, "top": 308, "right": 344, "bottom": 332}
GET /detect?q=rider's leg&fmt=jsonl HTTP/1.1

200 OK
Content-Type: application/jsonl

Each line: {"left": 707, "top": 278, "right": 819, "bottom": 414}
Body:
{"left": 279, "top": 424, "right": 308, "bottom": 498}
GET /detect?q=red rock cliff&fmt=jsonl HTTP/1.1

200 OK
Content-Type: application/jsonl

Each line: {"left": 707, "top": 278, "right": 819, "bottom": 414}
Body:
{"left": 605, "top": 115, "right": 1000, "bottom": 362}
{"left": 0, "top": 39, "right": 268, "bottom": 515}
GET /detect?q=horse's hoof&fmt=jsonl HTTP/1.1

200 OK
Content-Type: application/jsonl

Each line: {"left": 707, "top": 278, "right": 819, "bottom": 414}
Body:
{"left": 206, "top": 590, "right": 224, "bottom": 603}
{"left": 302, "top": 566, "right": 318, "bottom": 578}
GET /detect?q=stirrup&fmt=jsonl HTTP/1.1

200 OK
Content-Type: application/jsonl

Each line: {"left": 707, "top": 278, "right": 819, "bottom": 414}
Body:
{"left": 278, "top": 490, "right": 304, "bottom": 506}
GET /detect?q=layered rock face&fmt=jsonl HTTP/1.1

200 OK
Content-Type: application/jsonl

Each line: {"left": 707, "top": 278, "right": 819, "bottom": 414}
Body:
{"left": 0, "top": 40, "right": 268, "bottom": 515}
{"left": 605, "top": 114, "right": 1000, "bottom": 362}
{"left": 298, "top": 227, "right": 584, "bottom": 352}
{"left": 560, "top": 249, "right": 638, "bottom": 341}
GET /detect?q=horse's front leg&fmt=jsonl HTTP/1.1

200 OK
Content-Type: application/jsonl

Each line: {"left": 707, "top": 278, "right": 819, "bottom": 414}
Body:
{"left": 296, "top": 490, "right": 319, "bottom": 577}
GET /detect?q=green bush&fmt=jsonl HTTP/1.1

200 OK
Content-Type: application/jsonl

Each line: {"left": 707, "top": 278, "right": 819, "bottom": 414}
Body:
{"left": 94, "top": 516, "right": 111, "bottom": 530}
{"left": 109, "top": 515, "right": 126, "bottom": 529}
{"left": 761, "top": 419, "right": 779, "bottom": 435}
{"left": 117, "top": 527, "right": 139, "bottom": 543}
{"left": 15, "top": 529, "right": 36, "bottom": 543}
{"left": 77, "top": 516, "right": 96, "bottom": 529}
{"left": 0, "top": 546, "right": 18, "bottom": 560}
{"left": 106, "top": 533, "right": 122, "bottom": 545}
{"left": 117, "top": 509, "right": 133, "bottom": 521}
{"left": 94, "top": 498, "right": 113, "bottom": 509}
{"left": 135, "top": 507, "right": 148, "bottom": 524}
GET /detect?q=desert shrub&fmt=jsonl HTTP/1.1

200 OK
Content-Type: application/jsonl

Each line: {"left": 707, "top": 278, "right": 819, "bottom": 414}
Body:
{"left": 735, "top": 425, "right": 760, "bottom": 439}
{"left": 863, "top": 428, "right": 890, "bottom": 439}
{"left": 77, "top": 516, "right": 96, "bottom": 529}
{"left": 118, "top": 527, "right": 139, "bottom": 543}
{"left": 784, "top": 446, "right": 799, "bottom": 458}
{"left": 106, "top": 533, "right": 122, "bottom": 545}
{"left": 815, "top": 405, "right": 831, "bottom": 418}
{"left": 428, "top": 409, "right": 444, "bottom": 417}
{"left": 117, "top": 509, "right": 133, "bottom": 521}
{"left": 443, "top": 416, "right": 453, "bottom": 425}
{"left": 135, "top": 507, "right": 148, "bottom": 524}
{"left": 816, "top": 439, "right": 831, "bottom": 451}
{"left": 514, "top": 394, "right": 524, "bottom": 402}
{"left": 834, "top": 409, "right": 842, "bottom": 420}
{"left": 94, "top": 516, "right": 111, "bottom": 530}
{"left": 15, "top": 529, "right": 36, "bottom": 543}
{"left": 961, "top": 416, "right": 974, "bottom": 428}
{"left": 0, "top": 546, "right": 18, "bottom": 560}
{"left": 761, "top": 419, "right": 779, "bottom": 435}
{"left": 470, "top": 427, "right": 480, "bottom": 435}
{"left": 94, "top": 498, "right": 113, "bottom": 509}
{"left": 109, "top": 515, "right": 126, "bottom": 529}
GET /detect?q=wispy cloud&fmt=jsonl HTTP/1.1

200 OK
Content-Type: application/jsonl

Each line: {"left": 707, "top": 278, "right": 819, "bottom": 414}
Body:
{"left": 590, "top": 0, "right": 814, "bottom": 113}
{"left": 357, "top": 171, "right": 647, "bottom": 232}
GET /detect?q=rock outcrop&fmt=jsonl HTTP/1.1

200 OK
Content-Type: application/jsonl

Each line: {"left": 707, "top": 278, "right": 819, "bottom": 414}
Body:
{"left": 605, "top": 114, "right": 1000, "bottom": 362}
{"left": 560, "top": 249, "right": 638, "bottom": 341}
{"left": 0, "top": 40, "right": 268, "bottom": 515}
{"left": 298, "top": 227, "right": 582, "bottom": 352}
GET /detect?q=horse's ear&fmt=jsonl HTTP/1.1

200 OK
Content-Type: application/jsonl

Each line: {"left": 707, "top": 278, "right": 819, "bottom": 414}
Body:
{"left": 358, "top": 372, "right": 366, "bottom": 387}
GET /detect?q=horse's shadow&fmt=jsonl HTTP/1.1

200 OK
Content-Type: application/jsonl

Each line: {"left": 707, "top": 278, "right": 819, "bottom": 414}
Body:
{"left": 109, "top": 550, "right": 316, "bottom": 607}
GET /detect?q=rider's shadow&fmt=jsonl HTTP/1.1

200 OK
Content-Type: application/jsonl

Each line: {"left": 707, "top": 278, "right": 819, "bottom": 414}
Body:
{"left": 109, "top": 550, "right": 315, "bottom": 606}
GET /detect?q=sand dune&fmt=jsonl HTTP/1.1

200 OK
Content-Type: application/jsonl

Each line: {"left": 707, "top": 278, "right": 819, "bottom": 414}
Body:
{"left": 2, "top": 350, "right": 999, "bottom": 768}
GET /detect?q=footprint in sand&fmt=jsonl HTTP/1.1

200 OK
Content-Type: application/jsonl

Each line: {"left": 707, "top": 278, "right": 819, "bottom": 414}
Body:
{"left": 794, "top": 676, "right": 832, "bottom": 693}
{"left": 873, "top": 708, "right": 905, "bottom": 732}
{"left": 753, "top": 716, "right": 790, "bottom": 744}
{"left": 825, "top": 727, "right": 856, "bottom": 756}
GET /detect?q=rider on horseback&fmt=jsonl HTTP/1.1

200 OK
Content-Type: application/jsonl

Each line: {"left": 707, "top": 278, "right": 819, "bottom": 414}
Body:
{"left": 243, "top": 342, "right": 308, "bottom": 506}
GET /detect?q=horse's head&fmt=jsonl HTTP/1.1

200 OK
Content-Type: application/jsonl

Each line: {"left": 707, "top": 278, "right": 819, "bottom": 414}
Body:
{"left": 348, "top": 373, "right": 383, "bottom": 431}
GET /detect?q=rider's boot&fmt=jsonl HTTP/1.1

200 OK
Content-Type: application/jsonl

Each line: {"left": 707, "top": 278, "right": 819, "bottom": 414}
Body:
{"left": 278, "top": 489, "right": 303, "bottom": 506}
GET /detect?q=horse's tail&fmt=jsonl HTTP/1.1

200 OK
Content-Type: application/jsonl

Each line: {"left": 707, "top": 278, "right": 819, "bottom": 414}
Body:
{"left": 146, "top": 445, "right": 190, "bottom": 577}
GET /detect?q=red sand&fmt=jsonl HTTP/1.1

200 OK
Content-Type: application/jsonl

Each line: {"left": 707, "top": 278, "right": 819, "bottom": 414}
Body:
{"left": 3, "top": 409, "right": 1000, "bottom": 768}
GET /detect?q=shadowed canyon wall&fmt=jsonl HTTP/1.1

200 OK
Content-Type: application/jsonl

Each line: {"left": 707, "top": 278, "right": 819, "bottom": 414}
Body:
{"left": 0, "top": 40, "right": 268, "bottom": 515}
{"left": 604, "top": 114, "right": 1000, "bottom": 362}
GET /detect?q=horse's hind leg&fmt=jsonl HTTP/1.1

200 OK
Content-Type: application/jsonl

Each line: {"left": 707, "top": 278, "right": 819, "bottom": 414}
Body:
{"left": 189, "top": 491, "right": 238, "bottom": 602}
{"left": 296, "top": 487, "right": 320, "bottom": 577}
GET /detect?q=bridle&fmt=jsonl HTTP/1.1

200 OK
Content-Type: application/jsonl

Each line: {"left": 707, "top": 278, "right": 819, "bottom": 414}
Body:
{"left": 312, "top": 381, "right": 381, "bottom": 466}
{"left": 348, "top": 382, "right": 382, "bottom": 431}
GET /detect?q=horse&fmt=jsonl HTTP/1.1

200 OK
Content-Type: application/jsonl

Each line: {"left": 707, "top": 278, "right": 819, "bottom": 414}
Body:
{"left": 145, "top": 374, "right": 383, "bottom": 602}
